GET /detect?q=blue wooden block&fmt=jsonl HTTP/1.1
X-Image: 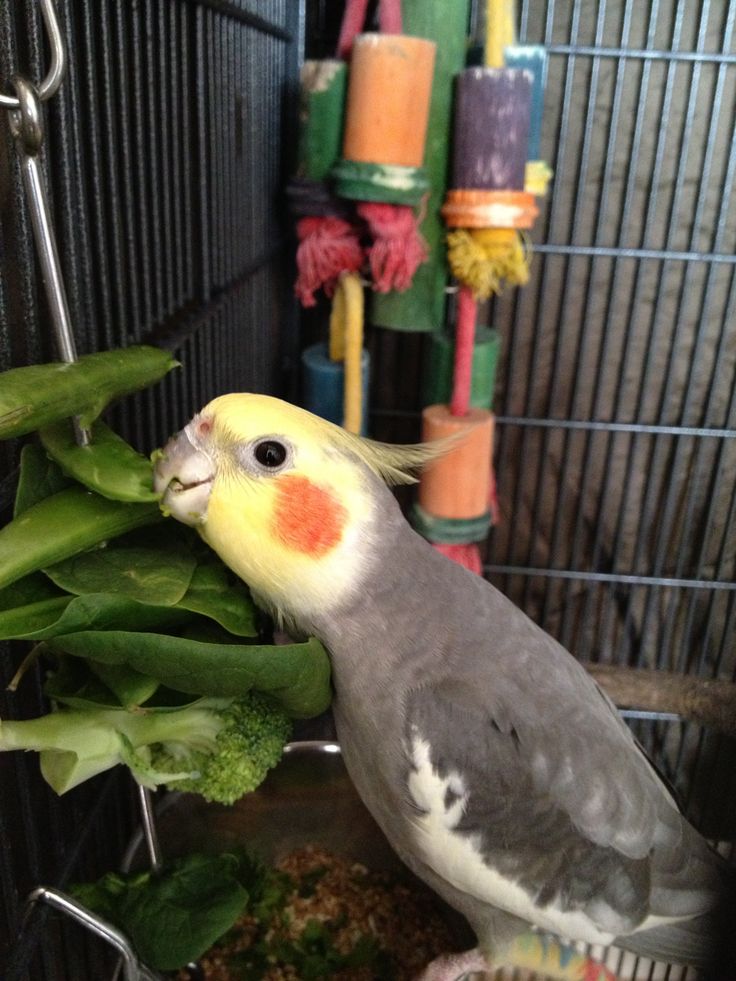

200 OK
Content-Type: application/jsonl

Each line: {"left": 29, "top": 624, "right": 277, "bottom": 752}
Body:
{"left": 505, "top": 45, "right": 548, "bottom": 162}
{"left": 301, "top": 342, "right": 371, "bottom": 436}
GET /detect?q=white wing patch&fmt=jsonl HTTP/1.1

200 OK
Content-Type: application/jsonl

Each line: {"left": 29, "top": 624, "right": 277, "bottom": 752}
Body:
{"left": 406, "top": 729, "right": 619, "bottom": 947}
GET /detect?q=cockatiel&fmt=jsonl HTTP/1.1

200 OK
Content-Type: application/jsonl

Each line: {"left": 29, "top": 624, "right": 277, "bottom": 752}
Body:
{"left": 154, "top": 394, "right": 733, "bottom": 981}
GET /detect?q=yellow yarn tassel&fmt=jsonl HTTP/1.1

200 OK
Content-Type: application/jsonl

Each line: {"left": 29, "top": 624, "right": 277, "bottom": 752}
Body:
{"left": 328, "top": 272, "right": 364, "bottom": 435}
{"left": 505, "top": 932, "right": 617, "bottom": 981}
{"left": 526, "top": 159, "right": 554, "bottom": 197}
{"left": 447, "top": 227, "right": 530, "bottom": 299}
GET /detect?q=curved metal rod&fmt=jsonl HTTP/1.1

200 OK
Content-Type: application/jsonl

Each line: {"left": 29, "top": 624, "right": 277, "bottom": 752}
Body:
{"left": 24, "top": 887, "right": 162, "bottom": 980}
{"left": 0, "top": 0, "right": 66, "bottom": 110}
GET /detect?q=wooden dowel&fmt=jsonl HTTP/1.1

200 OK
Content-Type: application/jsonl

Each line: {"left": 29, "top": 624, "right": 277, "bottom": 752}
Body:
{"left": 584, "top": 663, "right": 736, "bottom": 736}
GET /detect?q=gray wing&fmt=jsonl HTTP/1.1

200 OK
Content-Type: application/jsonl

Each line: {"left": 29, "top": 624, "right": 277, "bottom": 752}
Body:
{"left": 402, "top": 584, "right": 724, "bottom": 948}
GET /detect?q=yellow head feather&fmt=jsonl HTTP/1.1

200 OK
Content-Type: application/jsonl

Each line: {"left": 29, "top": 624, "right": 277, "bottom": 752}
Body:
{"left": 203, "top": 393, "right": 446, "bottom": 486}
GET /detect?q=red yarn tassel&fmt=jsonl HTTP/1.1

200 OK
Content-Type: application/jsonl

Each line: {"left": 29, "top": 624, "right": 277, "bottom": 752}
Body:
{"left": 294, "top": 217, "right": 363, "bottom": 308}
{"left": 433, "top": 542, "right": 483, "bottom": 576}
{"left": 356, "top": 202, "right": 428, "bottom": 294}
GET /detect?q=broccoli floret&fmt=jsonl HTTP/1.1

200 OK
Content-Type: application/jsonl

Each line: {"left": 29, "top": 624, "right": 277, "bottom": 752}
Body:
{"left": 0, "top": 692, "right": 291, "bottom": 804}
{"left": 149, "top": 693, "right": 291, "bottom": 804}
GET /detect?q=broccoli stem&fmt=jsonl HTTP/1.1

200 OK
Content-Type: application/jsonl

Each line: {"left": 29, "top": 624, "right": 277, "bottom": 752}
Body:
{"left": 0, "top": 699, "right": 229, "bottom": 756}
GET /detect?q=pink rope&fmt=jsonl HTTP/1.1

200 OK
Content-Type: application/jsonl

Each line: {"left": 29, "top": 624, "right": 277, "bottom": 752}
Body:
{"left": 378, "top": 0, "right": 403, "bottom": 34}
{"left": 336, "top": 0, "right": 370, "bottom": 59}
{"left": 356, "top": 202, "right": 428, "bottom": 293}
{"left": 433, "top": 542, "right": 483, "bottom": 575}
{"left": 338, "top": 0, "right": 403, "bottom": 58}
{"left": 450, "top": 285, "right": 477, "bottom": 417}
{"left": 294, "top": 217, "right": 364, "bottom": 308}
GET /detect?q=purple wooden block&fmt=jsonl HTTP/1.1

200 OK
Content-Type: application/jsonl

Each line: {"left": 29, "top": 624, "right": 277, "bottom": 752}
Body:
{"left": 452, "top": 67, "right": 533, "bottom": 191}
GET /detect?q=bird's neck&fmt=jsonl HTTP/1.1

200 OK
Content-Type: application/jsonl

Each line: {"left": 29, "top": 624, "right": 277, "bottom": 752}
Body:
{"left": 309, "top": 505, "right": 474, "bottom": 677}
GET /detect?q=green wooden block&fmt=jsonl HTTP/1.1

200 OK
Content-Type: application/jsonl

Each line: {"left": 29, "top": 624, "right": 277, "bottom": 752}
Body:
{"left": 297, "top": 60, "right": 348, "bottom": 182}
{"left": 370, "top": 0, "right": 471, "bottom": 332}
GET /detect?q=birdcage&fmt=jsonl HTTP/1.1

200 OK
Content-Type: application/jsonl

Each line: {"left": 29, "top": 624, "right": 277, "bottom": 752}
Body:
{"left": 0, "top": 1, "right": 734, "bottom": 979}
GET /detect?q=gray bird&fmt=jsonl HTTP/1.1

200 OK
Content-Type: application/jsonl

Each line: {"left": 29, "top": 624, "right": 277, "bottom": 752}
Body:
{"left": 154, "top": 393, "right": 734, "bottom": 980}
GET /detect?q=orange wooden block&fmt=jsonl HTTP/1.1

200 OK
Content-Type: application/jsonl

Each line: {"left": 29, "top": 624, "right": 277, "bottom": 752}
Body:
{"left": 418, "top": 405, "right": 494, "bottom": 520}
{"left": 342, "top": 34, "right": 436, "bottom": 169}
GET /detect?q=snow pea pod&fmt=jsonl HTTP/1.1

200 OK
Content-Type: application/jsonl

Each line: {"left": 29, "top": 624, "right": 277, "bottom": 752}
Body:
{"left": 0, "top": 346, "right": 178, "bottom": 440}
{"left": 0, "top": 487, "right": 162, "bottom": 590}
{"left": 40, "top": 419, "right": 158, "bottom": 503}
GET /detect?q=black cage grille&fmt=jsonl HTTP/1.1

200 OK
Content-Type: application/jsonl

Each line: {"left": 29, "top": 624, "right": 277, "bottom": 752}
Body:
{"left": 0, "top": 2, "right": 299, "bottom": 977}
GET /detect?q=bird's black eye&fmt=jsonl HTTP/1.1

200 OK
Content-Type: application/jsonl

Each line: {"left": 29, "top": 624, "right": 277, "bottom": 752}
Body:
{"left": 254, "top": 439, "right": 288, "bottom": 468}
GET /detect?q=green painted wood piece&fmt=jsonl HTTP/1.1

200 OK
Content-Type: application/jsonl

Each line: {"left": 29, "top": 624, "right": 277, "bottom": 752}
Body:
{"left": 332, "top": 160, "right": 429, "bottom": 206}
{"left": 370, "top": 0, "right": 471, "bottom": 332}
{"left": 297, "top": 60, "right": 348, "bottom": 182}
{"left": 411, "top": 502, "right": 492, "bottom": 544}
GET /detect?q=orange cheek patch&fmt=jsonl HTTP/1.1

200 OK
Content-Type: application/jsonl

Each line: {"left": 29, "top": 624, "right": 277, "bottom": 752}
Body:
{"left": 273, "top": 475, "right": 347, "bottom": 557}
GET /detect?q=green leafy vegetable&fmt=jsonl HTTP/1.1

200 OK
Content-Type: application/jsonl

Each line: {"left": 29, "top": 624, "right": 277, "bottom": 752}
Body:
{"left": 46, "top": 545, "right": 197, "bottom": 606}
{"left": 0, "top": 572, "right": 67, "bottom": 611}
{"left": 0, "top": 487, "right": 162, "bottom": 591}
{"left": 13, "top": 443, "right": 71, "bottom": 517}
{"left": 174, "top": 561, "right": 258, "bottom": 636}
{"left": 43, "top": 655, "right": 130, "bottom": 709}
{"left": 43, "top": 656, "right": 195, "bottom": 711}
{"left": 39, "top": 418, "right": 159, "bottom": 503}
{"left": 0, "top": 592, "right": 190, "bottom": 641}
{"left": 0, "top": 597, "right": 73, "bottom": 639}
{"left": 0, "top": 348, "right": 333, "bottom": 808}
{"left": 0, "top": 345, "right": 178, "bottom": 440}
{"left": 86, "top": 661, "right": 160, "bottom": 708}
{"left": 72, "top": 853, "right": 248, "bottom": 970}
{"left": 44, "top": 543, "right": 257, "bottom": 633}
{"left": 48, "top": 632, "right": 332, "bottom": 717}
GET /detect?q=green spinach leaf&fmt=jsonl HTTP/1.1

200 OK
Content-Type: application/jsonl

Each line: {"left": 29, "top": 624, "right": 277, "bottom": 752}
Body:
{"left": 175, "top": 562, "right": 257, "bottom": 636}
{"left": 72, "top": 853, "right": 248, "bottom": 970}
{"left": 13, "top": 443, "right": 72, "bottom": 517}
{"left": 0, "top": 592, "right": 190, "bottom": 641}
{"left": 46, "top": 545, "right": 196, "bottom": 606}
{"left": 47, "top": 632, "right": 332, "bottom": 718}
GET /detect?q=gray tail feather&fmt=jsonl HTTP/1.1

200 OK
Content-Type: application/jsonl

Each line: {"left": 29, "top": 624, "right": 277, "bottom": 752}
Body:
{"left": 618, "top": 899, "right": 736, "bottom": 978}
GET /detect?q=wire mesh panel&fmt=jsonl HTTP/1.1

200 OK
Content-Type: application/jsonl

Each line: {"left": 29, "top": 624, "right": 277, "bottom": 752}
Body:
{"left": 0, "top": 1, "right": 300, "bottom": 977}
{"left": 485, "top": 1, "right": 736, "bottom": 974}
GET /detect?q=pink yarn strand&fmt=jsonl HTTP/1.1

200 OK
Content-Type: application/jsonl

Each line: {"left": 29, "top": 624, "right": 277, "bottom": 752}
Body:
{"left": 356, "top": 202, "right": 428, "bottom": 294}
{"left": 433, "top": 542, "right": 483, "bottom": 576}
{"left": 294, "top": 217, "right": 363, "bottom": 308}
{"left": 378, "top": 0, "right": 403, "bottom": 34}
{"left": 450, "top": 286, "right": 477, "bottom": 417}
{"left": 336, "top": 0, "right": 370, "bottom": 59}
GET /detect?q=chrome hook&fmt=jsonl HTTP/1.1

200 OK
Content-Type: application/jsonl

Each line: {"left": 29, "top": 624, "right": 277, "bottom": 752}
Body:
{"left": 0, "top": 0, "right": 66, "bottom": 110}
{"left": 7, "top": 73, "right": 91, "bottom": 444}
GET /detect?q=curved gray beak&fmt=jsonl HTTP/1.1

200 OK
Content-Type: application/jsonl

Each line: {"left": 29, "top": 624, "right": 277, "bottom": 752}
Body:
{"left": 153, "top": 425, "right": 215, "bottom": 526}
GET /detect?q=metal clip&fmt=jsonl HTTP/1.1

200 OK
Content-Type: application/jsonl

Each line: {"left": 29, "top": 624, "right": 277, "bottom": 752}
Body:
{"left": 0, "top": 0, "right": 66, "bottom": 110}
{"left": 24, "top": 887, "right": 164, "bottom": 981}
